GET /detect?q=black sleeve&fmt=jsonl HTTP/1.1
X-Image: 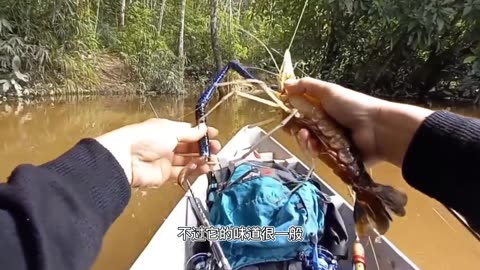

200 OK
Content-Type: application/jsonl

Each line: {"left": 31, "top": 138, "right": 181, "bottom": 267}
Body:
{"left": 0, "top": 138, "right": 131, "bottom": 270}
{"left": 402, "top": 110, "right": 480, "bottom": 233}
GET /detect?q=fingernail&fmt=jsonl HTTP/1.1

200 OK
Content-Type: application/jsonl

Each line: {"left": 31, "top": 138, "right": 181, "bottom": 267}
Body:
{"left": 189, "top": 163, "right": 198, "bottom": 170}
{"left": 284, "top": 79, "right": 296, "bottom": 86}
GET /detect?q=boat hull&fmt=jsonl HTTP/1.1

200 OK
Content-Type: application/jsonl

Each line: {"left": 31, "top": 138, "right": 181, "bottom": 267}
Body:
{"left": 130, "top": 126, "right": 419, "bottom": 270}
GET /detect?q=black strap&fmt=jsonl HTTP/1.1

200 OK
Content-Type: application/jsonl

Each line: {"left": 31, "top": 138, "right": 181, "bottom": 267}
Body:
{"left": 320, "top": 200, "right": 349, "bottom": 260}
{"left": 209, "top": 160, "right": 350, "bottom": 260}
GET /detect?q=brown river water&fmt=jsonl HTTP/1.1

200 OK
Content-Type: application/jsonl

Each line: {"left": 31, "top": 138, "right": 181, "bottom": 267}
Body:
{"left": 0, "top": 94, "right": 479, "bottom": 270}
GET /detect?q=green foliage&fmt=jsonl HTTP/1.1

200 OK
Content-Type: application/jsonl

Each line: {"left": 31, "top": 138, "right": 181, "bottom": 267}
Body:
{"left": 1, "top": 0, "right": 480, "bottom": 100}
{"left": 0, "top": 18, "right": 48, "bottom": 96}
{"left": 117, "top": 2, "right": 182, "bottom": 94}
{"left": 245, "top": 0, "right": 480, "bottom": 100}
{"left": 0, "top": 0, "right": 100, "bottom": 95}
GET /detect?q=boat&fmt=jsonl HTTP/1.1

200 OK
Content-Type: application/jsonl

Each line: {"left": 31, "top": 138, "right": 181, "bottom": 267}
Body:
{"left": 130, "top": 126, "right": 420, "bottom": 270}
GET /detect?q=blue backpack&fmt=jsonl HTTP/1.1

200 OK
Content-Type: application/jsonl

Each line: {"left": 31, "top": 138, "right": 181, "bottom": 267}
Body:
{"left": 206, "top": 160, "right": 349, "bottom": 270}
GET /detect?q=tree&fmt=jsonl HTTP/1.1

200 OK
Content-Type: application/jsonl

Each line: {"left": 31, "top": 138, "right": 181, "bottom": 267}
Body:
{"left": 157, "top": 0, "right": 167, "bottom": 35}
{"left": 210, "top": 0, "right": 224, "bottom": 96}
{"left": 178, "top": 0, "right": 187, "bottom": 89}
{"left": 120, "top": 0, "right": 126, "bottom": 27}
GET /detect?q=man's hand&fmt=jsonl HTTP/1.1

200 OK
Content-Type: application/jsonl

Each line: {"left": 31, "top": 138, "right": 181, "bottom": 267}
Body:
{"left": 285, "top": 77, "right": 433, "bottom": 167}
{"left": 95, "top": 118, "right": 221, "bottom": 187}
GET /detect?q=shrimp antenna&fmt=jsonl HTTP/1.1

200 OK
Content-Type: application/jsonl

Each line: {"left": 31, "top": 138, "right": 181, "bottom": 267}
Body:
{"left": 234, "top": 24, "right": 280, "bottom": 73}
{"left": 270, "top": 47, "right": 284, "bottom": 57}
{"left": 244, "top": 66, "right": 278, "bottom": 76}
{"left": 288, "top": 0, "right": 309, "bottom": 51}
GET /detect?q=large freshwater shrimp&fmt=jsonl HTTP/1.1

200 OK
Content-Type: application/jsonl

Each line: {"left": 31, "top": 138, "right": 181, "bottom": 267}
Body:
{"left": 276, "top": 50, "right": 408, "bottom": 236}
{"left": 177, "top": 0, "right": 408, "bottom": 238}
{"left": 204, "top": 47, "right": 409, "bottom": 236}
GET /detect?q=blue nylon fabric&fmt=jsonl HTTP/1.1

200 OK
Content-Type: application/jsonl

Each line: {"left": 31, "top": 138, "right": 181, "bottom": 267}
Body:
{"left": 208, "top": 162, "right": 328, "bottom": 270}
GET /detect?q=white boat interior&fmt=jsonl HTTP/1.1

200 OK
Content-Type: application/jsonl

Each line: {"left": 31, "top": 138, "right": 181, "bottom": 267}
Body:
{"left": 130, "top": 126, "right": 420, "bottom": 270}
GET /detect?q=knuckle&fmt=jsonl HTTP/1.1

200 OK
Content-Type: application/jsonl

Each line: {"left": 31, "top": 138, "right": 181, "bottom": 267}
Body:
{"left": 299, "top": 77, "right": 315, "bottom": 86}
{"left": 144, "top": 118, "right": 166, "bottom": 124}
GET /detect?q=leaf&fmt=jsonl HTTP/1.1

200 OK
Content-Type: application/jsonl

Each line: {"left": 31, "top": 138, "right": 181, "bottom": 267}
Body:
{"left": 464, "top": 56, "right": 477, "bottom": 64}
{"left": 473, "top": 61, "right": 480, "bottom": 72}
{"left": 14, "top": 71, "right": 29, "bottom": 82}
{"left": 437, "top": 17, "right": 445, "bottom": 32}
{"left": 11, "top": 79, "right": 22, "bottom": 91}
{"left": 426, "top": 34, "right": 432, "bottom": 46}
{"left": 408, "top": 34, "right": 414, "bottom": 46}
{"left": 360, "top": 1, "right": 366, "bottom": 10}
{"left": 408, "top": 21, "right": 416, "bottom": 32}
{"left": 442, "top": 7, "right": 456, "bottom": 16}
{"left": 0, "top": 18, "right": 12, "bottom": 34}
{"left": 442, "top": 90, "right": 453, "bottom": 96}
{"left": 463, "top": 6, "right": 472, "bottom": 16}
{"left": 344, "top": 0, "right": 353, "bottom": 13}
{"left": 11, "top": 55, "right": 21, "bottom": 72}
{"left": 2, "top": 80, "right": 11, "bottom": 92}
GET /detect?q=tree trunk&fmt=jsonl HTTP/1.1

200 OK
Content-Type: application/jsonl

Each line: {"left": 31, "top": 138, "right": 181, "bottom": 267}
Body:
{"left": 474, "top": 91, "right": 480, "bottom": 105}
{"left": 120, "top": 0, "right": 126, "bottom": 28}
{"left": 237, "top": 0, "right": 244, "bottom": 19}
{"left": 95, "top": 0, "right": 101, "bottom": 32}
{"left": 157, "top": 0, "right": 167, "bottom": 35}
{"left": 210, "top": 0, "right": 224, "bottom": 97}
{"left": 178, "top": 0, "right": 187, "bottom": 91}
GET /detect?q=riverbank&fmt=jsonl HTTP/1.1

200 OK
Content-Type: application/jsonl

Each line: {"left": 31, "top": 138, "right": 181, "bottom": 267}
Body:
{"left": 2, "top": 51, "right": 479, "bottom": 107}
{"left": 0, "top": 53, "right": 139, "bottom": 99}
{"left": 0, "top": 52, "right": 253, "bottom": 101}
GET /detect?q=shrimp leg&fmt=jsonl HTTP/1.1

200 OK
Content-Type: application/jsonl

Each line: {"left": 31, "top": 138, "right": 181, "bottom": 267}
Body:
{"left": 232, "top": 108, "right": 299, "bottom": 162}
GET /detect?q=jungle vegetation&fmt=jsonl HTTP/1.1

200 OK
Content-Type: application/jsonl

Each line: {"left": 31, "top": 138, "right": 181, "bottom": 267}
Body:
{"left": 0, "top": 0, "right": 479, "bottom": 102}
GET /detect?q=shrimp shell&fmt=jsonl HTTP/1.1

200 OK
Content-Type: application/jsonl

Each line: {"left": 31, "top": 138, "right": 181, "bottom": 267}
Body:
{"left": 281, "top": 94, "right": 408, "bottom": 236}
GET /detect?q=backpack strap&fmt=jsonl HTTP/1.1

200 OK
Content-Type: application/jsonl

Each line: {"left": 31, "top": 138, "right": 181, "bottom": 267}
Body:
{"left": 209, "top": 161, "right": 307, "bottom": 192}
{"left": 266, "top": 160, "right": 349, "bottom": 260}
{"left": 320, "top": 198, "right": 349, "bottom": 260}
{"left": 207, "top": 160, "right": 349, "bottom": 261}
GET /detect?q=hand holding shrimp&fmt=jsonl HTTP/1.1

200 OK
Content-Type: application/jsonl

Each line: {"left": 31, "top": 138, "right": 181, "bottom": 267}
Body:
{"left": 191, "top": 49, "right": 408, "bottom": 237}
{"left": 284, "top": 77, "right": 433, "bottom": 168}
{"left": 189, "top": 0, "right": 409, "bottom": 237}
{"left": 279, "top": 87, "right": 408, "bottom": 237}
{"left": 283, "top": 78, "right": 385, "bottom": 165}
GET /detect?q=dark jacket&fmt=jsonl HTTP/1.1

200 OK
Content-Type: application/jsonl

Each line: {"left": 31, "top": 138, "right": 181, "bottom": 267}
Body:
{"left": 0, "top": 111, "right": 478, "bottom": 270}
{"left": 402, "top": 111, "right": 479, "bottom": 234}
{"left": 0, "top": 139, "right": 131, "bottom": 270}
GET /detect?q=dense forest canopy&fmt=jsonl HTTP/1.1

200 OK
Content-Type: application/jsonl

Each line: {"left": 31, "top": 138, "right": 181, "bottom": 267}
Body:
{"left": 0, "top": 0, "right": 479, "bottom": 101}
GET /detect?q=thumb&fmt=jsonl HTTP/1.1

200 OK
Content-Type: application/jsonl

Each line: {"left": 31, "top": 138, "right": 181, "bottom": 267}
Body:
{"left": 284, "top": 79, "right": 299, "bottom": 93}
{"left": 284, "top": 77, "right": 334, "bottom": 99}
{"left": 176, "top": 123, "right": 209, "bottom": 142}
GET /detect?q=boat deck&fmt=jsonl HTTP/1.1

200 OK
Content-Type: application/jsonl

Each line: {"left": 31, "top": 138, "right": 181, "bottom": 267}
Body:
{"left": 130, "top": 126, "right": 420, "bottom": 270}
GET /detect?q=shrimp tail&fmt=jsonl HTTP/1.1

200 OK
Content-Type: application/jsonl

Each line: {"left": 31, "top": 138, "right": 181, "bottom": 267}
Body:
{"left": 370, "top": 182, "right": 408, "bottom": 217}
{"left": 354, "top": 181, "right": 408, "bottom": 235}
